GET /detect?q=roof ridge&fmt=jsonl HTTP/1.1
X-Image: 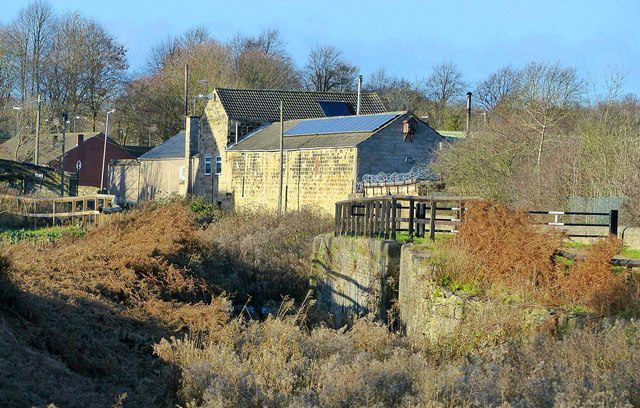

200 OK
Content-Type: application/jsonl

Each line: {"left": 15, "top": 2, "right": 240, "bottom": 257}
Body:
{"left": 215, "top": 88, "right": 379, "bottom": 96}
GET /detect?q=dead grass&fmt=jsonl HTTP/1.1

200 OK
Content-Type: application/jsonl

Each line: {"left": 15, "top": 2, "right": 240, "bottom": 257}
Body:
{"left": 156, "top": 299, "right": 640, "bottom": 408}
{"left": 198, "top": 209, "right": 333, "bottom": 305}
{"left": 0, "top": 201, "right": 230, "bottom": 407}
{"left": 442, "top": 199, "right": 640, "bottom": 314}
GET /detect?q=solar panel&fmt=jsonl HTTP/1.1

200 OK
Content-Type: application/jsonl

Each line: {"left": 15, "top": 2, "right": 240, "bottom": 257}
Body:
{"left": 318, "top": 100, "right": 351, "bottom": 117}
{"left": 284, "top": 113, "right": 399, "bottom": 136}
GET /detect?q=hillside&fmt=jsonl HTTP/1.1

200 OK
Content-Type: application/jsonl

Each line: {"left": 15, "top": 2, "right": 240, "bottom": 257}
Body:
{"left": 1, "top": 200, "right": 640, "bottom": 407}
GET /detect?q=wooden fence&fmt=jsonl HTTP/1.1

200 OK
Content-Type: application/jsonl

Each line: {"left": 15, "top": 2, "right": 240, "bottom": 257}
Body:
{"left": 334, "top": 195, "right": 472, "bottom": 240}
{"left": 0, "top": 194, "right": 122, "bottom": 226}
{"left": 529, "top": 209, "right": 619, "bottom": 238}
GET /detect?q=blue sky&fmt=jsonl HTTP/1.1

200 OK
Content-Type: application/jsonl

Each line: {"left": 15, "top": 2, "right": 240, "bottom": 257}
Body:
{"left": 2, "top": 0, "right": 639, "bottom": 95}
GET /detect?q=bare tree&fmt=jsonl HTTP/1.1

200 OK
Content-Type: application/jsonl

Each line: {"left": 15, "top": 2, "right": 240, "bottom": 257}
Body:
{"left": 512, "top": 61, "right": 583, "bottom": 169}
{"left": 303, "top": 45, "right": 359, "bottom": 92}
{"left": 424, "top": 61, "right": 466, "bottom": 111}
{"left": 9, "top": 0, "right": 53, "bottom": 100}
{"left": 475, "top": 66, "right": 519, "bottom": 110}
{"left": 42, "top": 13, "right": 127, "bottom": 129}
{"left": 147, "top": 26, "right": 209, "bottom": 74}
{"left": 365, "top": 68, "right": 423, "bottom": 111}
{"left": 82, "top": 17, "right": 128, "bottom": 130}
{"left": 230, "top": 29, "right": 300, "bottom": 90}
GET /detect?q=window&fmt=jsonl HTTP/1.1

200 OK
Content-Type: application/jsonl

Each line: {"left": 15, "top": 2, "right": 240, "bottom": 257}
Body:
{"left": 215, "top": 156, "right": 222, "bottom": 175}
{"left": 179, "top": 166, "right": 186, "bottom": 180}
{"left": 204, "top": 156, "right": 211, "bottom": 175}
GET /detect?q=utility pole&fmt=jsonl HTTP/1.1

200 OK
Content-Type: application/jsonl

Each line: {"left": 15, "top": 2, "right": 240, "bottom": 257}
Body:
{"left": 100, "top": 109, "right": 116, "bottom": 192}
{"left": 277, "top": 100, "right": 284, "bottom": 215}
{"left": 60, "top": 112, "right": 67, "bottom": 197}
{"left": 35, "top": 95, "right": 41, "bottom": 166}
{"left": 184, "top": 64, "right": 189, "bottom": 116}
{"left": 466, "top": 92, "right": 472, "bottom": 137}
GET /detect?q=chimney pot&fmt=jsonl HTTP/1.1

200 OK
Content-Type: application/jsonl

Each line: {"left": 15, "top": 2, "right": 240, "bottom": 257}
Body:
{"left": 77, "top": 134, "right": 84, "bottom": 146}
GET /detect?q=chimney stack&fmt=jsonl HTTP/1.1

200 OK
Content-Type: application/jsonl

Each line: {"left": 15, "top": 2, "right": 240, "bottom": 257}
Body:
{"left": 183, "top": 116, "right": 200, "bottom": 196}
{"left": 466, "top": 92, "right": 472, "bottom": 136}
{"left": 356, "top": 75, "right": 363, "bottom": 115}
{"left": 76, "top": 134, "right": 84, "bottom": 146}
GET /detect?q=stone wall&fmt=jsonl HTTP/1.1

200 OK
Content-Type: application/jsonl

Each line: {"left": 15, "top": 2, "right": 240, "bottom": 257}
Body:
{"left": 398, "top": 243, "right": 591, "bottom": 340}
{"left": 196, "top": 95, "right": 230, "bottom": 204}
{"left": 312, "top": 236, "right": 593, "bottom": 339}
{"left": 356, "top": 113, "right": 442, "bottom": 178}
{"left": 228, "top": 147, "right": 357, "bottom": 214}
{"left": 310, "top": 234, "right": 402, "bottom": 323}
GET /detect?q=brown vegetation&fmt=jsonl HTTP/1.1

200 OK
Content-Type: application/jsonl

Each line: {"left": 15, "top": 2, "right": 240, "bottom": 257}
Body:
{"left": 199, "top": 209, "right": 333, "bottom": 305}
{"left": 440, "top": 199, "right": 640, "bottom": 314}
{"left": 0, "top": 202, "right": 230, "bottom": 407}
{"left": 156, "top": 299, "right": 640, "bottom": 408}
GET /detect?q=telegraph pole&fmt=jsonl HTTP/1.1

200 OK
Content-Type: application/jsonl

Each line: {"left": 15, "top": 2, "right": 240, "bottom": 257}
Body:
{"left": 60, "top": 112, "right": 67, "bottom": 197}
{"left": 35, "top": 94, "right": 41, "bottom": 166}
{"left": 277, "top": 100, "right": 284, "bottom": 215}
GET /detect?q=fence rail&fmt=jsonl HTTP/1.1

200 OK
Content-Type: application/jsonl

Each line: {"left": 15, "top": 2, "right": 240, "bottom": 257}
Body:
{"left": 0, "top": 194, "right": 122, "bottom": 226}
{"left": 335, "top": 196, "right": 621, "bottom": 241}
{"left": 334, "top": 195, "right": 474, "bottom": 240}
{"left": 529, "top": 209, "right": 618, "bottom": 237}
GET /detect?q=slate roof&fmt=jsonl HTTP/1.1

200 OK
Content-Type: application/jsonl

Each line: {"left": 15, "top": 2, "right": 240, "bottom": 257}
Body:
{"left": 0, "top": 132, "right": 102, "bottom": 164}
{"left": 138, "top": 131, "right": 196, "bottom": 160}
{"left": 214, "top": 88, "right": 387, "bottom": 121}
{"left": 228, "top": 112, "right": 406, "bottom": 152}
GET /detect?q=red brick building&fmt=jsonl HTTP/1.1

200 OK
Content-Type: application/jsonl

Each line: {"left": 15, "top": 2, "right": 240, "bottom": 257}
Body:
{"left": 50, "top": 133, "right": 149, "bottom": 189}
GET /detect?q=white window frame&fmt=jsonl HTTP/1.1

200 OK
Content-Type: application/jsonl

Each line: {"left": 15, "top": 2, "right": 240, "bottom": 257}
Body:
{"left": 215, "top": 156, "right": 222, "bottom": 175}
{"left": 204, "top": 155, "right": 212, "bottom": 175}
{"left": 179, "top": 165, "right": 186, "bottom": 180}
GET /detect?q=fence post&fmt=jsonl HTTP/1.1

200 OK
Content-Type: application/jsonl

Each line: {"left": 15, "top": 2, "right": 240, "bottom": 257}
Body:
{"left": 391, "top": 198, "right": 397, "bottom": 240}
{"left": 610, "top": 209, "right": 619, "bottom": 236}
{"left": 408, "top": 199, "right": 415, "bottom": 239}
{"left": 429, "top": 199, "right": 436, "bottom": 241}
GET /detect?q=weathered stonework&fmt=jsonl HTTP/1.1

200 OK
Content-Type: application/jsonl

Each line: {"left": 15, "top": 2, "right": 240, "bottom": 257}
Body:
{"left": 310, "top": 234, "right": 401, "bottom": 323}
{"left": 228, "top": 148, "right": 357, "bottom": 214}
{"left": 311, "top": 237, "right": 595, "bottom": 339}
{"left": 195, "top": 97, "right": 230, "bottom": 204}
{"left": 398, "top": 243, "right": 592, "bottom": 340}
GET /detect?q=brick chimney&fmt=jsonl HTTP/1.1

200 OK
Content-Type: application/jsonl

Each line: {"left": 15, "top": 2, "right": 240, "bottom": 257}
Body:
{"left": 76, "top": 134, "right": 84, "bottom": 146}
{"left": 183, "top": 116, "right": 200, "bottom": 196}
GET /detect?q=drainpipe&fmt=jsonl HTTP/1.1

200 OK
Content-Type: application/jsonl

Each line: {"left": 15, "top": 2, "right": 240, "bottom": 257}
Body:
{"left": 356, "top": 75, "right": 363, "bottom": 115}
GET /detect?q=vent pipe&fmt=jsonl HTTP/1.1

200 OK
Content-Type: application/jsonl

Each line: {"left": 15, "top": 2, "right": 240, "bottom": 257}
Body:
{"left": 466, "top": 92, "right": 472, "bottom": 136}
{"left": 356, "top": 75, "right": 363, "bottom": 115}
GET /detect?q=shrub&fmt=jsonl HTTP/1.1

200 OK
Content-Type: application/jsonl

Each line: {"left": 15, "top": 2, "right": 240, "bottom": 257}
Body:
{"left": 442, "top": 199, "right": 639, "bottom": 314}
{"left": 156, "top": 300, "right": 640, "bottom": 407}
{"left": 198, "top": 209, "right": 333, "bottom": 305}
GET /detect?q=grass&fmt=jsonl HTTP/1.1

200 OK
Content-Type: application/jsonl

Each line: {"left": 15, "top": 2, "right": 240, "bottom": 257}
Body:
{"left": 155, "top": 299, "right": 640, "bottom": 408}
{"left": 620, "top": 247, "right": 640, "bottom": 259}
{"left": 0, "top": 225, "right": 86, "bottom": 244}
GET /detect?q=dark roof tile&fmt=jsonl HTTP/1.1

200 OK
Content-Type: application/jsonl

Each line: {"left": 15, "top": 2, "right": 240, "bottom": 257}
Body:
{"left": 215, "top": 88, "right": 386, "bottom": 121}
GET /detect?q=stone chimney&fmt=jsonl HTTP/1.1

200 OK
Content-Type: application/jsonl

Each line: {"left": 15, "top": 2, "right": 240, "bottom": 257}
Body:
{"left": 183, "top": 116, "right": 200, "bottom": 196}
{"left": 76, "top": 134, "right": 84, "bottom": 146}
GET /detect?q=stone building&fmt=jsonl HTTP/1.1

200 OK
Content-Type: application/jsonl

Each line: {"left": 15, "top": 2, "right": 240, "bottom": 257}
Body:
{"left": 109, "top": 88, "right": 386, "bottom": 205}
{"left": 226, "top": 111, "right": 445, "bottom": 213}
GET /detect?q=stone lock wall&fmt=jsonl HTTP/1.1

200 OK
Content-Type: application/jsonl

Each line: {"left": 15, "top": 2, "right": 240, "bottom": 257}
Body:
{"left": 312, "top": 237, "right": 593, "bottom": 339}
{"left": 310, "top": 234, "right": 401, "bottom": 323}
{"left": 398, "top": 244, "right": 591, "bottom": 340}
{"left": 228, "top": 148, "right": 357, "bottom": 214}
